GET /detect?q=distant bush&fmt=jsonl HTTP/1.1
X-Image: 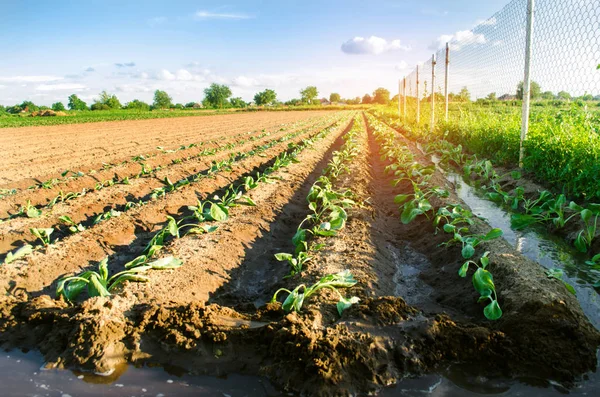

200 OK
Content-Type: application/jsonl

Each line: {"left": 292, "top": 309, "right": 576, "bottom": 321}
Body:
{"left": 51, "top": 102, "right": 66, "bottom": 111}
{"left": 125, "top": 99, "right": 150, "bottom": 111}
{"left": 90, "top": 103, "right": 111, "bottom": 111}
{"left": 6, "top": 105, "right": 23, "bottom": 114}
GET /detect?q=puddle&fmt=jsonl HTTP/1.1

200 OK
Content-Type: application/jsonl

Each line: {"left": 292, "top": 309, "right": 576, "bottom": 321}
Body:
{"left": 389, "top": 242, "right": 435, "bottom": 308}
{"left": 0, "top": 349, "right": 281, "bottom": 397}
{"left": 447, "top": 172, "right": 600, "bottom": 330}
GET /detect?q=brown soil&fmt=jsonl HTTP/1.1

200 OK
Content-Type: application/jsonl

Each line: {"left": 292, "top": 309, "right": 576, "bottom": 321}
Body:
{"left": 0, "top": 110, "right": 332, "bottom": 186}
{"left": 0, "top": 111, "right": 598, "bottom": 396}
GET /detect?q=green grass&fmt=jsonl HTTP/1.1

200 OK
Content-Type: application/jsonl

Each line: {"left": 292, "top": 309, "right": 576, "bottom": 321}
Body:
{"left": 374, "top": 100, "right": 600, "bottom": 201}
{"left": 0, "top": 105, "right": 368, "bottom": 128}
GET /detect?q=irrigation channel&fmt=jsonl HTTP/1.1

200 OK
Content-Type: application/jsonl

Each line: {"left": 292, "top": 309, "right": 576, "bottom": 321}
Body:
{"left": 1, "top": 111, "right": 599, "bottom": 396}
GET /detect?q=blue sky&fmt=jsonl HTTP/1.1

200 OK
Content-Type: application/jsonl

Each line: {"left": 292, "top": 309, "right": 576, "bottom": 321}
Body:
{"left": 0, "top": 0, "right": 511, "bottom": 106}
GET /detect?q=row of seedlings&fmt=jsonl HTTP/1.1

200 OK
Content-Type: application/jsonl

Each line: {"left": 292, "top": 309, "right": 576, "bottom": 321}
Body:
{"left": 366, "top": 114, "right": 504, "bottom": 320}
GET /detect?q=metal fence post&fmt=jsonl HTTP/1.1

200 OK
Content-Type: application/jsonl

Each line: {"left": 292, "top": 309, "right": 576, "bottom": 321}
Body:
{"left": 416, "top": 65, "right": 420, "bottom": 124}
{"left": 398, "top": 79, "right": 401, "bottom": 117}
{"left": 444, "top": 42, "right": 450, "bottom": 122}
{"left": 519, "top": 0, "right": 535, "bottom": 167}
{"left": 403, "top": 77, "right": 407, "bottom": 122}
{"left": 431, "top": 55, "right": 436, "bottom": 133}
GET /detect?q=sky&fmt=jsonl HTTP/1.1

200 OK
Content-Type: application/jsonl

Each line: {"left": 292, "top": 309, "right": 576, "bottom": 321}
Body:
{"left": 0, "top": 0, "right": 512, "bottom": 106}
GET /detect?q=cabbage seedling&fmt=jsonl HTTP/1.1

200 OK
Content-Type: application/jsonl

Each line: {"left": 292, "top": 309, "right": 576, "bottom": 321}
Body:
{"left": 59, "top": 215, "right": 85, "bottom": 233}
{"left": 458, "top": 252, "right": 502, "bottom": 320}
{"left": 3, "top": 244, "right": 33, "bottom": 265}
{"left": 30, "top": 227, "right": 53, "bottom": 246}
{"left": 271, "top": 270, "right": 360, "bottom": 315}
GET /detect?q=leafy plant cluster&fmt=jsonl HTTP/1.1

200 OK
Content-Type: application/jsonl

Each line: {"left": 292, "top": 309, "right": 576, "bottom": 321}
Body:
{"left": 3, "top": 115, "right": 346, "bottom": 266}
{"left": 54, "top": 114, "right": 347, "bottom": 301}
{"left": 272, "top": 116, "right": 364, "bottom": 315}
{"left": 367, "top": 114, "right": 504, "bottom": 320}
{"left": 423, "top": 138, "right": 600, "bottom": 257}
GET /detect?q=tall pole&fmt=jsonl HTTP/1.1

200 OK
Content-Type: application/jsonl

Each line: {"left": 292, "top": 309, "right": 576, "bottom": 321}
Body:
{"left": 398, "top": 79, "right": 401, "bottom": 117}
{"left": 416, "top": 65, "right": 420, "bottom": 124}
{"left": 519, "top": 0, "right": 535, "bottom": 167}
{"left": 403, "top": 77, "right": 407, "bottom": 122}
{"left": 431, "top": 54, "right": 436, "bottom": 134}
{"left": 444, "top": 42, "right": 450, "bottom": 122}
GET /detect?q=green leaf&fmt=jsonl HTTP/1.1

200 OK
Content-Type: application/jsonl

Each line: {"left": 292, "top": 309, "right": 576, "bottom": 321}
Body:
{"left": 472, "top": 268, "right": 495, "bottom": 298}
{"left": 569, "top": 201, "right": 584, "bottom": 212}
{"left": 166, "top": 216, "right": 179, "bottom": 237}
{"left": 462, "top": 244, "right": 475, "bottom": 259}
{"left": 108, "top": 274, "right": 150, "bottom": 291}
{"left": 26, "top": 207, "right": 42, "bottom": 219}
{"left": 510, "top": 214, "right": 537, "bottom": 229}
{"left": 209, "top": 203, "right": 229, "bottom": 221}
{"left": 511, "top": 171, "right": 522, "bottom": 180}
{"left": 274, "top": 253, "right": 293, "bottom": 262}
{"left": 575, "top": 233, "right": 589, "bottom": 253}
{"left": 87, "top": 274, "right": 110, "bottom": 298}
{"left": 563, "top": 282, "right": 577, "bottom": 296}
{"left": 242, "top": 196, "right": 256, "bottom": 206}
{"left": 147, "top": 256, "right": 183, "bottom": 270}
{"left": 480, "top": 252, "right": 490, "bottom": 268}
{"left": 401, "top": 203, "right": 423, "bottom": 224}
{"left": 292, "top": 229, "right": 307, "bottom": 248}
{"left": 124, "top": 255, "right": 148, "bottom": 269}
{"left": 484, "top": 228, "right": 503, "bottom": 241}
{"left": 458, "top": 261, "right": 469, "bottom": 277}
{"left": 394, "top": 194, "right": 410, "bottom": 205}
{"left": 336, "top": 296, "right": 360, "bottom": 315}
{"left": 581, "top": 209, "right": 593, "bottom": 223}
{"left": 443, "top": 224, "right": 455, "bottom": 233}
{"left": 98, "top": 257, "right": 109, "bottom": 281}
{"left": 4, "top": 244, "right": 33, "bottom": 265}
{"left": 483, "top": 300, "right": 502, "bottom": 320}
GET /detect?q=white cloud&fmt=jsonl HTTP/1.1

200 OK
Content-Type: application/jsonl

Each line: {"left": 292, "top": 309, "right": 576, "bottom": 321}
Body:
{"left": 0, "top": 85, "right": 5, "bottom": 89}
{"left": 150, "top": 69, "right": 207, "bottom": 82}
{"left": 194, "top": 11, "right": 252, "bottom": 20}
{"left": 429, "top": 30, "right": 486, "bottom": 51}
{"left": 341, "top": 36, "right": 411, "bottom": 55}
{"left": 394, "top": 61, "right": 409, "bottom": 71}
{"left": 35, "top": 83, "right": 87, "bottom": 91}
{"left": 115, "top": 62, "right": 136, "bottom": 68}
{"left": 85, "top": 67, "right": 95, "bottom": 72}
{"left": 0, "top": 75, "right": 64, "bottom": 83}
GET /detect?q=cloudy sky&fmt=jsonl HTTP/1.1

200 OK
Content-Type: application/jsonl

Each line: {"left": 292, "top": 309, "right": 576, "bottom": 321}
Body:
{"left": 0, "top": 0, "right": 510, "bottom": 106}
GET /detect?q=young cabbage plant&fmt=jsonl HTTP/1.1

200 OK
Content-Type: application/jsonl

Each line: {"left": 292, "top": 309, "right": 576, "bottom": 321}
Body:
{"left": 30, "top": 227, "right": 54, "bottom": 246}
{"left": 443, "top": 226, "right": 503, "bottom": 259}
{"left": 19, "top": 200, "right": 42, "bottom": 218}
{"left": 574, "top": 209, "right": 598, "bottom": 253}
{"left": 3, "top": 244, "right": 33, "bottom": 265}
{"left": 271, "top": 270, "right": 360, "bottom": 315}
{"left": 458, "top": 252, "right": 502, "bottom": 320}
{"left": 57, "top": 256, "right": 183, "bottom": 301}
{"left": 59, "top": 215, "right": 85, "bottom": 233}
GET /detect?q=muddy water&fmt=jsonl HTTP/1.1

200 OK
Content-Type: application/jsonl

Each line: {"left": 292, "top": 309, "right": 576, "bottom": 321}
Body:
{"left": 0, "top": 349, "right": 280, "bottom": 397}
{"left": 447, "top": 172, "right": 600, "bottom": 330}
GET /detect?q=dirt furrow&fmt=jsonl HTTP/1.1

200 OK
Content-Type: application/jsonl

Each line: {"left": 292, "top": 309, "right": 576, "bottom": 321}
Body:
{"left": 0, "top": 115, "right": 323, "bottom": 217}
{"left": 0, "top": 114, "right": 353, "bottom": 298}
{"left": 0, "top": 115, "right": 344, "bottom": 256}
{"left": 0, "top": 111, "right": 333, "bottom": 185}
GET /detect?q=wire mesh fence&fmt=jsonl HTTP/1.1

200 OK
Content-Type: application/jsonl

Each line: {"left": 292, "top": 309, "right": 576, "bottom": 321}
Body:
{"left": 399, "top": 0, "right": 600, "bottom": 129}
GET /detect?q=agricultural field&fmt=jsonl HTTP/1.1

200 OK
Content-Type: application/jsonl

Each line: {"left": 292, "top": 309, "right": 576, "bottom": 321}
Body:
{"left": 0, "top": 110, "right": 599, "bottom": 396}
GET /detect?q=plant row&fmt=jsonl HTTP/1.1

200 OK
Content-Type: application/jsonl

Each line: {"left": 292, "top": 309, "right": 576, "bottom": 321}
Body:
{"left": 271, "top": 115, "right": 365, "bottom": 315}
{"left": 2, "top": 115, "right": 345, "bottom": 266}
{"left": 366, "top": 113, "right": 504, "bottom": 320}
{"left": 55, "top": 116, "right": 351, "bottom": 302}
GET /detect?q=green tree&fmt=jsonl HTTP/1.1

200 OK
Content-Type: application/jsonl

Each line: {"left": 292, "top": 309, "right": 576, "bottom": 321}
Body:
{"left": 230, "top": 97, "right": 248, "bottom": 108}
{"left": 300, "top": 86, "right": 318, "bottom": 104}
{"left": 361, "top": 94, "right": 372, "bottom": 104}
{"left": 458, "top": 87, "right": 471, "bottom": 102}
{"left": 329, "top": 93, "right": 341, "bottom": 103}
{"left": 153, "top": 90, "right": 173, "bottom": 109}
{"left": 285, "top": 98, "right": 302, "bottom": 106}
{"left": 580, "top": 93, "right": 594, "bottom": 101}
{"left": 557, "top": 91, "right": 572, "bottom": 100}
{"left": 6, "top": 105, "right": 23, "bottom": 114}
{"left": 185, "top": 102, "right": 196, "bottom": 108}
{"left": 372, "top": 88, "right": 390, "bottom": 104}
{"left": 486, "top": 92, "right": 497, "bottom": 101}
{"left": 125, "top": 99, "right": 150, "bottom": 111}
{"left": 516, "top": 81, "right": 541, "bottom": 100}
{"left": 203, "top": 83, "right": 232, "bottom": 108}
{"left": 68, "top": 94, "right": 88, "bottom": 110}
{"left": 540, "top": 91, "right": 555, "bottom": 100}
{"left": 51, "top": 102, "right": 65, "bottom": 111}
{"left": 0, "top": 105, "right": 5, "bottom": 114}
{"left": 254, "top": 89, "right": 277, "bottom": 106}
{"left": 20, "top": 101, "right": 39, "bottom": 112}
{"left": 94, "top": 91, "right": 121, "bottom": 110}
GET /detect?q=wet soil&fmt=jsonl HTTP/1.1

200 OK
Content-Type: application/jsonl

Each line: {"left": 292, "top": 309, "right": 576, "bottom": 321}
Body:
{"left": 1, "top": 111, "right": 598, "bottom": 396}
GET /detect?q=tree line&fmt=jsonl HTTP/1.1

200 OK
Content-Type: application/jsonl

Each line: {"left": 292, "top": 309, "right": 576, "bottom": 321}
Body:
{"left": 0, "top": 85, "right": 395, "bottom": 115}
